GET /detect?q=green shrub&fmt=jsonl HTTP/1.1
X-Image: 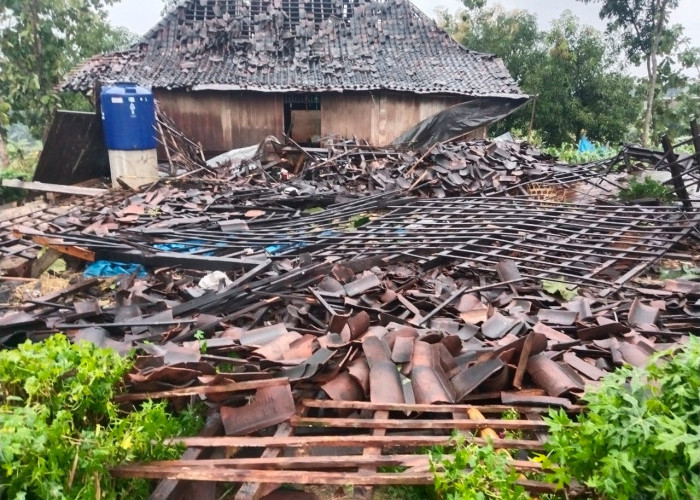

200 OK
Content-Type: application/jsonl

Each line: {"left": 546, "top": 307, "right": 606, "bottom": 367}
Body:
{"left": 540, "top": 336, "right": 700, "bottom": 500}
{"left": 430, "top": 435, "right": 531, "bottom": 500}
{"left": 0, "top": 335, "right": 202, "bottom": 499}
{"left": 618, "top": 176, "right": 675, "bottom": 203}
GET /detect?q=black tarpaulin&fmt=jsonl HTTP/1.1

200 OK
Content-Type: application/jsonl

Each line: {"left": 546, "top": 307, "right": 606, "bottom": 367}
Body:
{"left": 392, "top": 96, "right": 531, "bottom": 149}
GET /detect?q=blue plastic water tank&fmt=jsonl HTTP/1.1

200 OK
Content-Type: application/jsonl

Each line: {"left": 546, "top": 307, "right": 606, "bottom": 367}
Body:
{"left": 100, "top": 83, "right": 157, "bottom": 150}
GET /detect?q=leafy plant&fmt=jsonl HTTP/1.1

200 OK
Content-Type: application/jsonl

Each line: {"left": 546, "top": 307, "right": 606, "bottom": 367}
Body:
{"left": 502, "top": 408, "right": 523, "bottom": 441}
{"left": 0, "top": 334, "right": 201, "bottom": 499}
{"left": 539, "top": 336, "right": 700, "bottom": 499}
{"left": 542, "top": 279, "right": 578, "bottom": 300}
{"left": 193, "top": 329, "right": 208, "bottom": 353}
{"left": 618, "top": 176, "right": 675, "bottom": 203}
{"left": 542, "top": 142, "right": 613, "bottom": 165}
{"left": 659, "top": 262, "right": 700, "bottom": 280}
{"left": 430, "top": 434, "right": 531, "bottom": 500}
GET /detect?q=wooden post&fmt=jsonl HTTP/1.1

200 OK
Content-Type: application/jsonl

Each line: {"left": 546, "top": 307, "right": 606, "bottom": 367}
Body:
{"left": 661, "top": 134, "right": 691, "bottom": 210}
{"left": 691, "top": 119, "right": 700, "bottom": 190}
{"left": 527, "top": 95, "right": 537, "bottom": 142}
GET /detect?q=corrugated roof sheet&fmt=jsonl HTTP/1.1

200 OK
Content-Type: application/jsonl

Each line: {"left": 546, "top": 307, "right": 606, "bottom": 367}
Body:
{"left": 62, "top": 0, "right": 525, "bottom": 98}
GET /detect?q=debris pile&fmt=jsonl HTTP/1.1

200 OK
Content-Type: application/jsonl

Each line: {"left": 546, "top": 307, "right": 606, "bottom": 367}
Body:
{"left": 1, "top": 131, "right": 699, "bottom": 498}
{"left": 213, "top": 138, "right": 614, "bottom": 201}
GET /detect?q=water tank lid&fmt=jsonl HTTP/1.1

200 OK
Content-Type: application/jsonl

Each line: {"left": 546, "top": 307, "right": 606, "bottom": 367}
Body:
{"left": 101, "top": 82, "right": 152, "bottom": 96}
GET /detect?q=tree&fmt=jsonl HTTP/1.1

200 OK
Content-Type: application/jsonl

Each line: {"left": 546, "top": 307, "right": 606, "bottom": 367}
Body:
{"left": 578, "top": 0, "right": 681, "bottom": 146}
{"left": 523, "top": 12, "right": 639, "bottom": 145}
{"left": 439, "top": 3, "right": 639, "bottom": 145}
{"left": 0, "top": 0, "right": 134, "bottom": 138}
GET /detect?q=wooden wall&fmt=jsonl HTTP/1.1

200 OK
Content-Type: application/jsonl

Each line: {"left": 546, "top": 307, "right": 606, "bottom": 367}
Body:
{"left": 154, "top": 89, "right": 284, "bottom": 156}
{"left": 321, "top": 92, "right": 469, "bottom": 146}
{"left": 154, "top": 89, "right": 472, "bottom": 155}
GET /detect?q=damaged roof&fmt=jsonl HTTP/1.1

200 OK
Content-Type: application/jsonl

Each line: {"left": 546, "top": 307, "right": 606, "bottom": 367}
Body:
{"left": 62, "top": 0, "right": 525, "bottom": 98}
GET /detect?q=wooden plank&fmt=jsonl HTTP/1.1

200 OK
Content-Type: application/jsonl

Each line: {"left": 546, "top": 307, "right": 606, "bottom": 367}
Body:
{"left": 28, "top": 235, "right": 95, "bottom": 262}
{"left": 354, "top": 409, "right": 389, "bottom": 499}
{"left": 290, "top": 417, "right": 550, "bottom": 431}
{"left": 30, "top": 248, "right": 62, "bottom": 278}
{"left": 300, "top": 399, "right": 582, "bottom": 414}
{"left": 1, "top": 178, "right": 108, "bottom": 196}
{"left": 111, "top": 467, "right": 559, "bottom": 493}
{"left": 234, "top": 422, "right": 294, "bottom": 500}
{"left": 125, "top": 455, "right": 543, "bottom": 472}
{"left": 170, "top": 435, "right": 546, "bottom": 451}
{"left": 113, "top": 467, "right": 434, "bottom": 484}
{"left": 115, "top": 378, "right": 289, "bottom": 402}
{"left": 150, "top": 413, "right": 223, "bottom": 500}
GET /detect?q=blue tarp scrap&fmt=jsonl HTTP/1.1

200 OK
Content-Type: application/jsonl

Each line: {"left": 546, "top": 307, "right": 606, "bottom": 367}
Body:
{"left": 83, "top": 260, "right": 147, "bottom": 278}
{"left": 264, "top": 230, "right": 342, "bottom": 255}
{"left": 152, "top": 239, "right": 215, "bottom": 256}
{"left": 578, "top": 136, "right": 595, "bottom": 153}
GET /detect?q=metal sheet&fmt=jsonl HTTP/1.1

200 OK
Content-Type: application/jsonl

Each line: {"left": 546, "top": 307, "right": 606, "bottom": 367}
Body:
{"left": 33, "top": 110, "right": 109, "bottom": 185}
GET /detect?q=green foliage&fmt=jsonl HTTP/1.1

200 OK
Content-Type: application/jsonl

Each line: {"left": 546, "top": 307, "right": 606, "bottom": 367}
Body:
{"left": 0, "top": 335, "right": 201, "bottom": 499}
{"left": 542, "top": 142, "right": 613, "bottom": 165}
{"left": 618, "top": 175, "right": 675, "bottom": 203}
{"left": 540, "top": 337, "right": 700, "bottom": 499}
{"left": 430, "top": 435, "right": 531, "bottom": 500}
{"left": 0, "top": 0, "right": 137, "bottom": 137}
{"left": 440, "top": 6, "right": 639, "bottom": 145}
{"left": 659, "top": 263, "right": 700, "bottom": 280}
{"left": 193, "top": 329, "right": 208, "bottom": 353}
{"left": 0, "top": 137, "right": 41, "bottom": 204}
{"left": 542, "top": 279, "right": 579, "bottom": 300}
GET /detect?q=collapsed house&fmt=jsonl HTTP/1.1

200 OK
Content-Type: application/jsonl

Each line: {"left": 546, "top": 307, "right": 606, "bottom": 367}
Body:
{"left": 2, "top": 128, "right": 700, "bottom": 497}
{"left": 61, "top": 0, "right": 528, "bottom": 154}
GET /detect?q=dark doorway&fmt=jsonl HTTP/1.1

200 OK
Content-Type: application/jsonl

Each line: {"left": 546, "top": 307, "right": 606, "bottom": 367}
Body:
{"left": 283, "top": 94, "right": 321, "bottom": 145}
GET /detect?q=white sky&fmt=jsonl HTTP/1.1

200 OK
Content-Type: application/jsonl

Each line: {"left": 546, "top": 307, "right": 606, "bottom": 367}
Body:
{"left": 108, "top": 0, "right": 700, "bottom": 77}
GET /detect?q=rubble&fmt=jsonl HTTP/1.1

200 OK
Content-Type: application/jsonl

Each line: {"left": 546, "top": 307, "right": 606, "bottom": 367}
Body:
{"left": 1, "top": 131, "right": 699, "bottom": 498}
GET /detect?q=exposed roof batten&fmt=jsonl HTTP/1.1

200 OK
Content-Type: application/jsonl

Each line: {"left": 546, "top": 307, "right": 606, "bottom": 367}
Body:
{"left": 62, "top": 0, "right": 525, "bottom": 99}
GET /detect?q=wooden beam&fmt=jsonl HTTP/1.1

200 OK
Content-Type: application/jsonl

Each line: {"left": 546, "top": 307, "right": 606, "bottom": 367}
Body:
{"left": 290, "top": 417, "right": 550, "bottom": 431}
{"left": 115, "top": 378, "right": 289, "bottom": 402}
{"left": 169, "top": 435, "right": 546, "bottom": 451}
{"left": 123, "top": 455, "right": 543, "bottom": 472}
{"left": 1, "top": 178, "right": 108, "bottom": 196}
{"left": 110, "top": 467, "right": 558, "bottom": 493}
{"left": 150, "top": 413, "right": 223, "bottom": 500}
{"left": 300, "top": 399, "right": 581, "bottom": 414}
{"left": 30, "top": 248, "right": 62, "bottom": 278}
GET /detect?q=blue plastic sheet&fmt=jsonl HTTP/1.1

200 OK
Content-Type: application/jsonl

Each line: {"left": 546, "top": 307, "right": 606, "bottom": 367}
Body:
{"left": 83, "top": 260, "right": 147, "bottom": 278}
{"left": 578, "top": 136, "right": 595, "bottom": 153}
{"left": 152, "top": 239, "right": 215, "bottom": 256}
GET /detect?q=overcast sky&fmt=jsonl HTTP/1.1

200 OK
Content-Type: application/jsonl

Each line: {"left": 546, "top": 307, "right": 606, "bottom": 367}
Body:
{"left": 109, "top": 0, "right": 700, "bottom": 77}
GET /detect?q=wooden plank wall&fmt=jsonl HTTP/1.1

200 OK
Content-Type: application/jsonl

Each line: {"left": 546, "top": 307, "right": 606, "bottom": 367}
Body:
{"left": 322, "top": 92, "right": 468, "bottom": 146}
{"left": 154, "top": 90, "right": 283, "bottom": 155}
{"left": 155, "top": 89, "right": 478, "bottom": 155}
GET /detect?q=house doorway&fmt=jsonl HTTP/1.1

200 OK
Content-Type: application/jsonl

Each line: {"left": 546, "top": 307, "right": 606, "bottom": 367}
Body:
{"left": 283, "top": 94, "right": 321, "bottom": 145}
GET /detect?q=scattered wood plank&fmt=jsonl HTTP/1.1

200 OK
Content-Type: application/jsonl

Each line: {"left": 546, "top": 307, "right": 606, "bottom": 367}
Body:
{"left": 1, "top": 178, "right": 108, "bottom": 196}
{"left": 150, "top": 413, "right": 223, "bottom": 500}
{"left": 124, "top": 455, "right": 543, "bottom": 472}
{"left": 234, "top": 422, "right": 294, "bottom": 500}
{"left": 110, "top": 467, "right": 558, "bottom": 493}
{"left": 170, "top": 435, "right": 546, "bottom": 451}
{"left": 300, "top": 399, "right": 582, "bottom": 414}
{"left": 115, "top": 378, "right": 290, "bottom": 402}
{"left": 290, "top": 417, "right": 550, "bottom": 431}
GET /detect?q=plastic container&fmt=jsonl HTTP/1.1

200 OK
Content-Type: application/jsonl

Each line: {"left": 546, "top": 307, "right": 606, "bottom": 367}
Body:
{"left": 100, "top": 83, "right": 157, "bottom": 150}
